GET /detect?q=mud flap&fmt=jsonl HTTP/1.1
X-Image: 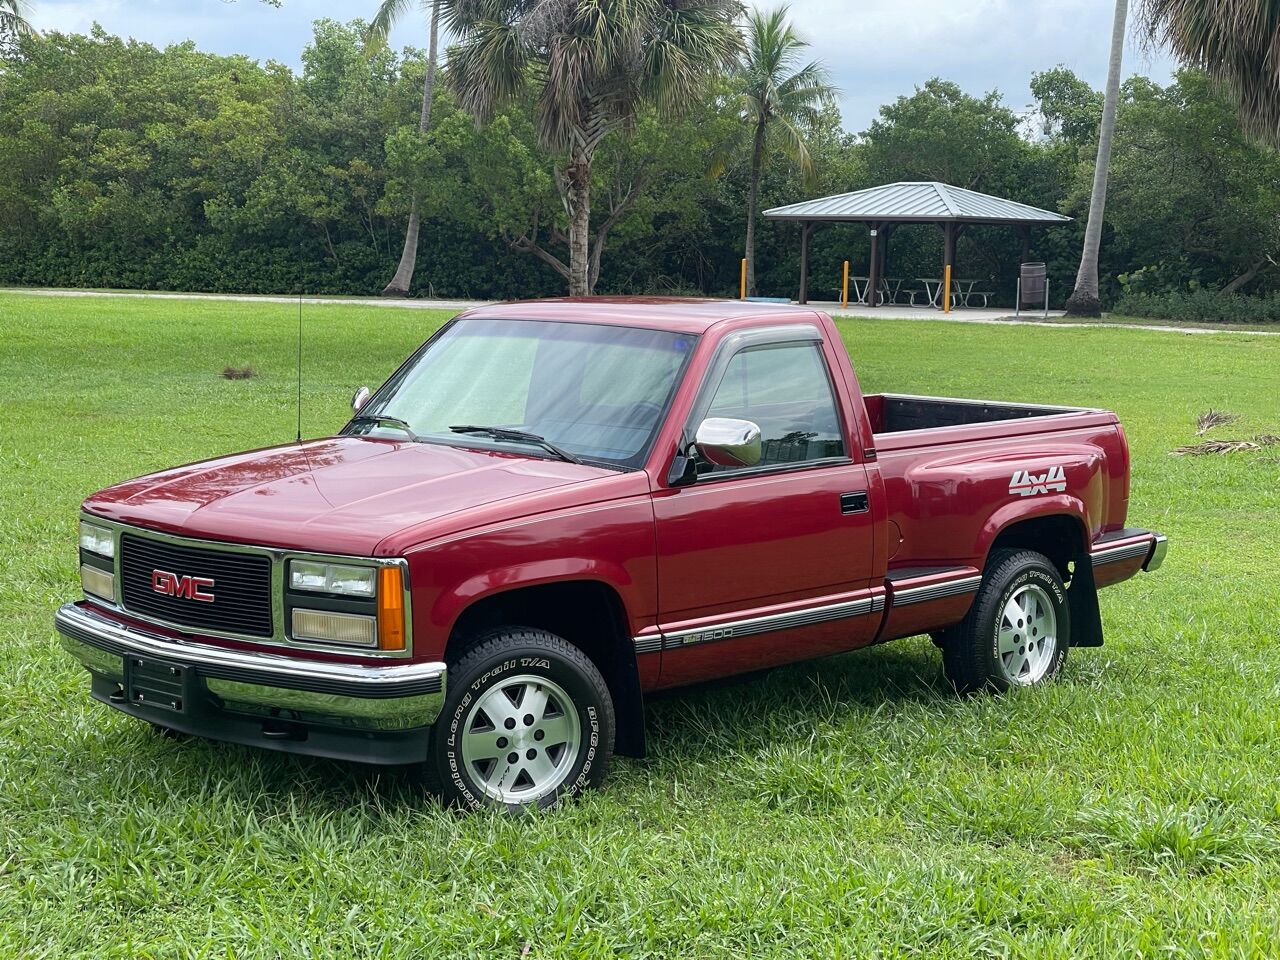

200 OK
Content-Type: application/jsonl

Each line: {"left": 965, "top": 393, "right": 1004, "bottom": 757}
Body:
{"left": 1067, "top": 558, "right": 1104, "bottom": 647}
{"left": 608, "top": 638, "right": 647, "bottom": 759}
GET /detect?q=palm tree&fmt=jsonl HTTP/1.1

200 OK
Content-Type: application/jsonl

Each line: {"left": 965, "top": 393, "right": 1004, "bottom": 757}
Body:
{"left": 733, "top": 6, "right": 836, "bottom": 298}
{"left": 0, "top": 0, "right": 35, "bottom": 42}
{"left": 1065, "top": 0, "right": 1128, "bottom": 317}
{"left": 1139, "top": 0, "right": 1280, "bottom": 144}
{"left": 448, "top": 0, "right": 742, "bottom": 296}
{"left": 367, "top": 0, "right": 443, "bottom": 298}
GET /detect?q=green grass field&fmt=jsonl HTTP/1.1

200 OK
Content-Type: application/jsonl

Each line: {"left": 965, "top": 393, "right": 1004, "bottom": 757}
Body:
{"left": 2, "top": 291, "right": 1279, "bottom": 958}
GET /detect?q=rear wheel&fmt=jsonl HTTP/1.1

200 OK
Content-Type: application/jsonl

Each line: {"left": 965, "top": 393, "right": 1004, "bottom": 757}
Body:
{"left": 942, "top": 549, "right": 1070, "bottom": 693}
{"left": 425, "top": 627, "right": 614, "bottom": 812}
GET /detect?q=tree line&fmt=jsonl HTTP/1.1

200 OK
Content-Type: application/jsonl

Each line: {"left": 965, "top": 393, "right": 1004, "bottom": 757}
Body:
{"left": 1, "top": 19, "right": 1278, "bottom": 311}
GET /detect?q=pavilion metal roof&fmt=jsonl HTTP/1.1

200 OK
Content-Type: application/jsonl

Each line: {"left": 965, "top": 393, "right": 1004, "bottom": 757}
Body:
{"left": 763, "top": 181, "right": 1072, "bottom": 225}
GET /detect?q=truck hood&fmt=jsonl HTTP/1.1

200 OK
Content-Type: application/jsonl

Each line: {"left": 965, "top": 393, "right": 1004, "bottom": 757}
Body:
{"left": 82, "top": 436, "right": 624, "bottom": 555}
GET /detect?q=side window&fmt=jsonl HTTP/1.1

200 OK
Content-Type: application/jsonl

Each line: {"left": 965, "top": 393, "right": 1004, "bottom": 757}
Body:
{"left": 702, "top": 342, "right": 845, "bottom": 473}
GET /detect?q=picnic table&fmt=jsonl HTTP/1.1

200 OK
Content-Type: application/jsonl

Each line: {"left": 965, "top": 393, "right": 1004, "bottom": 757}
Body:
{"left": 918, "top": 278, "right": 945, "bottom": 308}
{"left": 916, "top": 278, "right": 992, "bottom": 309}
{"left": 851, "top": 276, "right": 916, "bottom": 306}
{"left": 850, "top": 275, "right": 870, "bottom": 304}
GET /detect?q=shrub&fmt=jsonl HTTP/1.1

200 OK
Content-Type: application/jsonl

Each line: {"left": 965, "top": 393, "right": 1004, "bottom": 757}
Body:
{"left": 1113, "top": 290, "right": 1280, "bottom": 324}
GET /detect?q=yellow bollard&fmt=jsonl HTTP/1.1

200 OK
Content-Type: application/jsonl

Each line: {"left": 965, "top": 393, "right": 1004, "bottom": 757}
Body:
{"left": 943, "top": 264, "right": 952, "bottom": 313}
{"left": 740, "top": 259, "right": 747, "bottom": 300}
{"left": 841, "top": 260, "right": 850, "bottom": 309}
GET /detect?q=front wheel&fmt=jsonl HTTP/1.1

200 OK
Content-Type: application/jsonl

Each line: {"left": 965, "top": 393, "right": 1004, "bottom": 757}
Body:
{"left": 425, "top": 627, "right": 615, "bottom": 812}
{"left": 942, "top": 548, "right": 1070, "bottom": 693}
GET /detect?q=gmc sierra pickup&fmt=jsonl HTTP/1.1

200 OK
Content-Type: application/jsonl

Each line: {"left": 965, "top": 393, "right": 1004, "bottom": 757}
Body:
{"left": 57, "top": 299, "right": 1166, "bottom": 810}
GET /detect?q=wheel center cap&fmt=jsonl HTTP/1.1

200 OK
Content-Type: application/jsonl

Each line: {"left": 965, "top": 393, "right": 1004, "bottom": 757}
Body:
{"left": 512, "top": 728, "right": 532, "bottom": 748}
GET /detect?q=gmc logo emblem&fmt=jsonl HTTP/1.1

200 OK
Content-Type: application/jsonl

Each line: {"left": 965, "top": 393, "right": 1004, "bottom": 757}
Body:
{"left": 151, "top": 569, "right": 215, "bottom": 603}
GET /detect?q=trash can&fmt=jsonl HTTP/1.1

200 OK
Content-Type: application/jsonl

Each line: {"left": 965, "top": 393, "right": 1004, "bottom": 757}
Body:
{"left": 1019, "top": 262, "right": 1046, "bottom": 304}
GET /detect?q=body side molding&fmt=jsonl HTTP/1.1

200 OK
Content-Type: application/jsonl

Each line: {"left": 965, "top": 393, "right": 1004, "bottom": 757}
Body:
{"left": 633, "top": 591, "right": 885, "bottom": 652}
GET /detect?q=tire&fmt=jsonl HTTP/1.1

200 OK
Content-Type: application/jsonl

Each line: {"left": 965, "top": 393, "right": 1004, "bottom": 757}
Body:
{"left": 942, "top": 549, "right": 1070, "bottom": 693}
{"left": 425, "top": 627, "right": 614, "bottom": 812}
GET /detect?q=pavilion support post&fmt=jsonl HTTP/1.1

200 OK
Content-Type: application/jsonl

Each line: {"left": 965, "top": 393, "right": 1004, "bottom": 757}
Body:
{"left": 867, "top": 224, "right": 881, "bottom": 308}
{"left": 943, "top": 222, "right": 956, "bottom": 308}
{"left": 798, "top": 221, "right": 813, "bottom": 305}
{"left": 1017, "top": 225, "right": 1032, "bottom": 263}
{"left": 880, "top": 224, "right": 896, "bottom": 286}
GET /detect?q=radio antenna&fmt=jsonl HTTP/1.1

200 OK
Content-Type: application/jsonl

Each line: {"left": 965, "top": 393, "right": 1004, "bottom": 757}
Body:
{"left": 295, "top": 291, "right": 303, "bottom": 443}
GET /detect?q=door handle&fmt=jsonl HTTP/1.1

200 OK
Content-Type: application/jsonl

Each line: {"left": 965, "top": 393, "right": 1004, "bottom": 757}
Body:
{"left": 840, "top": 491, "right": 869, "bottom": 514}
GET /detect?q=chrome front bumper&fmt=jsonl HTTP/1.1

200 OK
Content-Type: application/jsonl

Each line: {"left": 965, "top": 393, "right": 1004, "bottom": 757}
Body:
{"left": 55, "top": 603, "right": 446, "bottom": 736}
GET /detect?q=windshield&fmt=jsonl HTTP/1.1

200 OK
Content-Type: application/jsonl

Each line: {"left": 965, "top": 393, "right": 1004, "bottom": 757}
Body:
{"left": 350, "top": 318, "right": 697, "bottom": 468}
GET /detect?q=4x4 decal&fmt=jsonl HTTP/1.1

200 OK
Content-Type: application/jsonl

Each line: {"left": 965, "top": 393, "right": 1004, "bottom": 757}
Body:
{"left": 1009, "top": 465, "right": 1067, "bottom": 497}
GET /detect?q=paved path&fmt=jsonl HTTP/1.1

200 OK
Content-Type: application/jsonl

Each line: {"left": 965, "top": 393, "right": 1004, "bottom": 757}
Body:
{"left": 812, "top": 300, "right": 1060, "bottom": 323}
{"left": 4, "top": 288, "right": 1276, "bottom": 337}
{"left": 812, "top": 301, "right": 1280, "bottom": 337}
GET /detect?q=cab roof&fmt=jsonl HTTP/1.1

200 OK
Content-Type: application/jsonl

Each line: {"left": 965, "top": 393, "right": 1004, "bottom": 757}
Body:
{"left": 455, "top": 297, "right": 823, "bottom": 335}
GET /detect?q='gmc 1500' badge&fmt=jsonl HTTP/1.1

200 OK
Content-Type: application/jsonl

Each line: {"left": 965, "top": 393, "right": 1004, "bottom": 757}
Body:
{"left": 1009, "top": 466, "right": 1067, "bottom": 497}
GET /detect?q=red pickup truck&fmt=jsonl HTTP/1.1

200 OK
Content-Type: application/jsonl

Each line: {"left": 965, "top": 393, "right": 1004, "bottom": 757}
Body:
{"left": 58, "top": 299, "right": 1166, "bottom": 810}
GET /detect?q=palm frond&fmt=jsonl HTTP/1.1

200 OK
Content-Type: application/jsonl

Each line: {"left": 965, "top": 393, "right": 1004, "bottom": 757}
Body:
{"left": 541, "top": 32, "right": 597, "bottom": 148}
{"left": 450, "top": 16, "right": 532, "bottom": 125}
{"left": 731, "top": 4, "right": 838, "bottom": 176}
{"left": 449, "top": 0, "right": 740, "bottom": 163}
{"left": 1139, "top": 0, "right": 1280, "bottom": 142}
{"left": 642, "top": 0, "right": 742, "bottom": 114}
{"left": 1171, "top": 435, "right": 1279, "bottom": 455}
{"left": 707, "top": 141, "right": 735, "bottom": 179}
{"left": 776, "top": 59, "right": 832, "bottom": 100}
{"left": 365, "top": 0, "right": 422, "bottom": 52}
{"left": 770, "top": 114, "right": 815, "bottom": 184}
{"left": 1196, "top": 409, "right": 1240, "bottom": 434}
{"left": 0, "top": 0, "right": 36, "bottom": 38}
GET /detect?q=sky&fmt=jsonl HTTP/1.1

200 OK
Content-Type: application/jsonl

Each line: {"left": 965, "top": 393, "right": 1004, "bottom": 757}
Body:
{"left": 29, "top": 0, "right": 1178, "bottom": 132}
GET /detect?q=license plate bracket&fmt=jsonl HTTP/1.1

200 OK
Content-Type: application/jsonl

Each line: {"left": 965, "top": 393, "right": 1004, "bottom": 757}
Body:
{"left": 124, "top": 655, "right": 192, "bottom": 714}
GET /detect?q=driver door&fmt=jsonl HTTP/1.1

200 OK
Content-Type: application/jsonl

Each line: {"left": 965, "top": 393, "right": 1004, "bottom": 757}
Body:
{"left": 651, "top": 326, "right": 879, "bottom": 688}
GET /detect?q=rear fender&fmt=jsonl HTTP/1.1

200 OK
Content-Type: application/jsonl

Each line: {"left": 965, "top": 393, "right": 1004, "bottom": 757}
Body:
{"left": 975, "top": 495, "right": 1092, "bottom": 563}
{"left": 980, "top": 501, "right": 1103, "bottom": 647}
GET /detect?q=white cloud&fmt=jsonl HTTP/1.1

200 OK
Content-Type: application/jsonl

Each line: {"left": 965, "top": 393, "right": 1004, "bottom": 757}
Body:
{"left": 796, "top": 0, "right": 1175, "bottom": 130}
{"left": 31, "top": 0, "right": 122, "bottom": 33}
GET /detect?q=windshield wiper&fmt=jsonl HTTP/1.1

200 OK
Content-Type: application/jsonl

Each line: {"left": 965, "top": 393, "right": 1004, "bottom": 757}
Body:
{"left": 349, "top": 414, "right": 420, "bottom": 442}
{"left": 449, "top": 425, "right": 582, "bottom": 464}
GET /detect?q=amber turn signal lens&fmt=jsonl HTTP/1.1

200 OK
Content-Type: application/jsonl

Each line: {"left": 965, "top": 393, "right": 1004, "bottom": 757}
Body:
{"left": 377, "top": 566, "right": 406, "bottom": 652}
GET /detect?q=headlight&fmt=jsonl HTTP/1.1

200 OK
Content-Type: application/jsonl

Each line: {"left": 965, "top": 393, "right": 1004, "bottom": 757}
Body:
{"left": 79, "top": 520, "right": 115, "bottom": 558}
{"left": 289, "top": 560, "right": 376, "bottom": 597}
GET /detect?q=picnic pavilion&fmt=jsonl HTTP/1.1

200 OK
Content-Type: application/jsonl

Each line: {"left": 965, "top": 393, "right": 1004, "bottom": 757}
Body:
{"left": 762, "top": 181, "right": 1072, "bottom": 308}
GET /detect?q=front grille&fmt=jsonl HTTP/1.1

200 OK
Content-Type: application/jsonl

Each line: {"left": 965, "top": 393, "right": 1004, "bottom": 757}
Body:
{"left": 120, "top": 533, "right": 274, "bottom": 638}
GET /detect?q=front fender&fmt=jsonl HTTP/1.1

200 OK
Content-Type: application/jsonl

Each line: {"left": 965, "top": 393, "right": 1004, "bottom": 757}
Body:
{"left": 431, "top": 558, "right": 637, "bottom": 641}
{"left": 403, "top": 495, "right": 659, "bottom": 661}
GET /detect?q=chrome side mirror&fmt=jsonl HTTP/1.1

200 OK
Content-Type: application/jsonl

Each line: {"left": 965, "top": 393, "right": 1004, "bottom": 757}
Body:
{"left": 351, "top": 386, "right": 371, "bottom": 413}
{"left": 694, "top": 417, "right": 762, "bottom": 468}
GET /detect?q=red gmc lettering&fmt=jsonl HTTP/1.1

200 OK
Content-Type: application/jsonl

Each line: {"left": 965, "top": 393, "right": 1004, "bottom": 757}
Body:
{"left": 151, "top": 569, "right": 215, "bottom": 602}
